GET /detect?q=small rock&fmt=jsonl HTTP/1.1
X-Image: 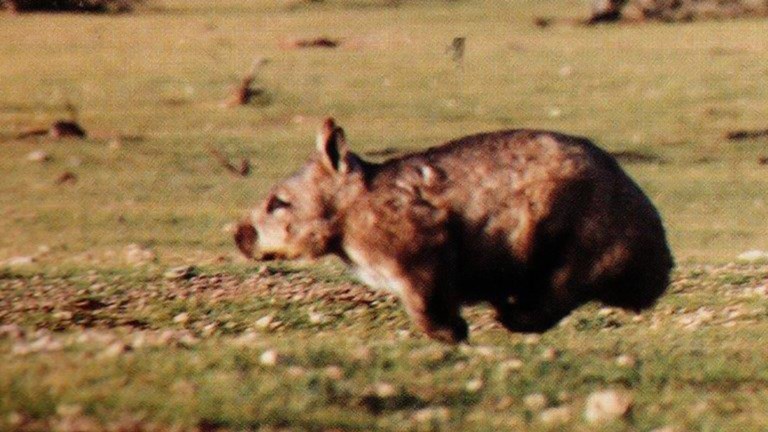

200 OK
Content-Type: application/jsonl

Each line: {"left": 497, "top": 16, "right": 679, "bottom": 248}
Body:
{"left": 5, "top": 256, "right": 35, "bottom": 267}
{"left": 615, "top": 354, "right": 637, "bottom": 368}
{"left": 178, "top": 333, "right": 199, "bottom": 347}
{"left": 201, "top": 323, "right": 218, "bottom": 337}
{"left": 26, "top": 150, "right": 50, "bottom": 162}
{"left": 173, "top": 312, "right": 190, "bottom": 324}
{"left": 124, "top": 244, "right": 156, "bottom": 265}
{"left": 287, "top": 366, "right": 306, "bottom": 377}
{"left": 539, "top": 406, "right": 572, "bottom": 425}
{"left": 53, "top": 311, "right": 73, "bottom": 321}
{"left": 233, "top": 331, "right": 259, "bottom": 347}
{"left": 374, "top": 382, "right": 397, "bottom": 398}
{"left": 164, "top": 265, "right": 197, "bottom": 280}
{"left": 737, "top": 250, "right": 768, "bottom": 262}
{"left": 540, "top": 347, "right": 558, "bottom": 361}
{"left": 99, "top": 342, "right": 130, "bottom": 359}
{"left": 524, "top": 393, "right": 548, "bottom": 411}
{"left": 255, "top": 315, "right": 274, "bottom": 329}
{"left": 465, "top": 378, "right": 484, "bottom": 393}
{"left": 499, "top": 358, "right": 525, "bottom": 374}
{"left": 260, "top": 349, "right": 279, "bottom": 366}
{"left": 412, "top": 407, "right": 450, "bottom": 423}
{"left": 324, "top": 366, "right": 344, "bottom": 380}
{"left": 495, "top": 396, "right": 515, "bottom": 410}
{"left": 221, "top": 222, "right": 238, "bottom": 234}
{"left": 598, "top": 307, "right": 615, "bottom": 317}
{"left": 308, "top": 311, "right": 328, "bottom": 324}
{"left": 523, "top": 334, "right": 540, "bottom": 345}
{"left": 584, "top": 389, "right": 633, "bottom": 424}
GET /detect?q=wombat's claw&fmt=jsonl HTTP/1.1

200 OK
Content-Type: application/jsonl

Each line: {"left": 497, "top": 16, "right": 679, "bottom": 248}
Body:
{"left": 424, "top": 320, "right": 469, "bottom": 344}
{"left": 496, "top": 306, "right": 563, "bottom": 334}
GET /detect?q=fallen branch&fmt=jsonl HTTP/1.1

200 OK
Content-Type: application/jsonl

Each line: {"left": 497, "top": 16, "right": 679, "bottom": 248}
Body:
{"left": 209, "top": 148, "right": 250, "bottom": 177}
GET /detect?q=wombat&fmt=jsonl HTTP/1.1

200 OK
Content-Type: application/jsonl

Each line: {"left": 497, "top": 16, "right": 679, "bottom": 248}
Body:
{"left": 236, "top": 119, "right": 673, "bottom": 343}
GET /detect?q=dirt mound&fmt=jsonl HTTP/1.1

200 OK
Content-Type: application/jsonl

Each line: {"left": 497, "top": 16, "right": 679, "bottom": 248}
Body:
{"left": 589, "top": 0, "right": 768, "bottom": 23}
{"left": 2, "top": 0, "right": 142, "bottom": 13}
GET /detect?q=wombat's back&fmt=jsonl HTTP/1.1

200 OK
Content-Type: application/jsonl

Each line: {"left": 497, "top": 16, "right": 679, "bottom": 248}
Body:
{"left": 367, "top": 129, "right": 673, "bottom": 313}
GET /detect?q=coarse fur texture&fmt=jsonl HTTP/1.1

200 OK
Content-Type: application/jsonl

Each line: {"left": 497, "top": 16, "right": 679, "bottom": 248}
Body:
{"left": 236, "top": 119, "right": 674, "bottom": 343}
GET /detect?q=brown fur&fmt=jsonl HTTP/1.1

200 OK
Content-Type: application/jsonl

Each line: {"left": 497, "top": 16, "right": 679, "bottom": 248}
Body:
{"left": 236, "top": 119, "right": 673, "bottom": 343}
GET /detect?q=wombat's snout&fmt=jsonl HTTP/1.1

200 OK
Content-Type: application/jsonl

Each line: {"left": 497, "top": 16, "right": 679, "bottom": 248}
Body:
{"left": 234, "top": 221, "right": 257, "bottom": 259}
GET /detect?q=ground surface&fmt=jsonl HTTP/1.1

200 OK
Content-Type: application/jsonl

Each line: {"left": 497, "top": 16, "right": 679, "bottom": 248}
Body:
{"left": 1, "top": 0, "right": 768, "bottom": 431}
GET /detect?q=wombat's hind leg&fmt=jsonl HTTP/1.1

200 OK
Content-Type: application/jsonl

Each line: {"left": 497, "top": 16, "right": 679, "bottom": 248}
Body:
{"left": 402, "top": 288, "right": 468, "bottom": 344}
{"left": 494, "top": 302, "right": 571, "bottom": 333}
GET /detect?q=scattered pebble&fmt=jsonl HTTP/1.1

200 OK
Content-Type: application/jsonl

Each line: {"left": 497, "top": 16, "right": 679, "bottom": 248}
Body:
{"left": 308, "top": 311, "right": 328, "bottom": 324}
{"left": 524, "top": 393, "right": 548, "bottom": 411}
{"left": 164, "top": 265, "right": 197, "bottom": 281}
{"left": 615, "top": 354, "right": 637, "bottom": 368}
{"left": 99, "top": 342, "right": 130, "bottom": 359}
{"left": 221, "top": 222, "right": 238, "bottom": 234}
{"left": 12, "top": 335, "right": 63, "bottom": 355}
{"left": 584, "top": 389, "right": 633, "bottom": 424}
{"left": 5, "top": 256, "right": 35, "bottom": 267}
{"left": 412, "top": 407, "right": 450, "bottom": 423}
{"left": 255, "top": 315, "right": 274, "bottom": 329}
{"left": 233, "top": 331, "right": 259, "bottom": 347}
{"left": 324, "top": 366, "right": 344, "bottom": 380}
{"left": 465, "top": 378, "right": 484, "bottom": 393}
{"left": 540, "top": 347, "right": 558, "bottom": 362}
{"left": 539, "top": 405, "right": 572, "bottom": 425}
{"left": 178, "top": 333, "right": 199, "bottom": 347}
{"left": 598, "top": 307, "right": 615, "bottom": 317}
{"left": 737, "top": 250, "right": 768, "bottom": 262}
{"left": 499, "top": 358, "right": 524, "bottom": 373}
{"left": 26, "top": 150, "right": 50, "bottom": 162}
{"left": 53, "top": 311, "right": 74, "bottom": 321}
{"left": 124, "top": 244, "right": 156, "bottom": 265}
{"left": 373, "top": 382, "right": 397, "bottom": 398}
{"left": 260, "top": 349, "right": 279, "bottom": 366}
{"left": 172, "top": 312, "right": 190, "bottom": 324}
{"left": 523, "top": 334, "right": 540, "bottom": 345}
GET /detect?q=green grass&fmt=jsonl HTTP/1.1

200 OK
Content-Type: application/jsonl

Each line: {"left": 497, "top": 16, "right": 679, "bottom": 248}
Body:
{"left": 2, "top": 1, "right": 768, "bottom": 430}
{"left": 2, "top": 265, "right": 768, "bottom": 431}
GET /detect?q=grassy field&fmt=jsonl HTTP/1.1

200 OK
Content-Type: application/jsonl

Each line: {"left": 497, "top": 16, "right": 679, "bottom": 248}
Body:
{"left": 2, "top": 0, "right": 768, "bottom": 430}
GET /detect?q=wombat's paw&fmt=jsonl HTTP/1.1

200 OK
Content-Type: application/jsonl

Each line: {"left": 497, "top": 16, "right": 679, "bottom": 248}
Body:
{"left": 424, "top": 319, "right": 469, "bottom": 344}
{"left": 495, "top": 306, "right": 565, "bottom": 334}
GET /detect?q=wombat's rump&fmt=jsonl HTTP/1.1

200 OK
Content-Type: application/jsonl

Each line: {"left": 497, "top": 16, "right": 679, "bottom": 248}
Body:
{"left": 237, "top": 119, "right": 673, "bottom": 343}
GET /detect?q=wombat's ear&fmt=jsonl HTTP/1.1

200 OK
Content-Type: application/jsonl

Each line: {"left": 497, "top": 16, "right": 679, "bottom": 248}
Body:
{"left": 316, "top": 118, "right": 360, "bottom": 174}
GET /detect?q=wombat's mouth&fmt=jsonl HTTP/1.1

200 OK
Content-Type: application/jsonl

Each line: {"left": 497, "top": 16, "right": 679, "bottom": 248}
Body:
{"left": 233, "top": 222, "right": 288, "bottom": 261}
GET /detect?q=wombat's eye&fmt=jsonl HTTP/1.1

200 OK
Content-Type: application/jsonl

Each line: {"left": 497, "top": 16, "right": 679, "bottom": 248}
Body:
{"left": 266, "top": 195, "right": 291, "bottom": 214}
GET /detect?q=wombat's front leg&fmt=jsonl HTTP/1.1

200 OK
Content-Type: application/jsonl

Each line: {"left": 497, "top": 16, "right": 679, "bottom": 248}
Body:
{"left": 400, "top": 281, "right": 468, "bottom": 344}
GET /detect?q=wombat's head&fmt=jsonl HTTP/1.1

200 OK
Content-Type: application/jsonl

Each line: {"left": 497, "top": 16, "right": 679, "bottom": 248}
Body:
{"left": 235, "top": 118, "right": 364, "bottom": 261}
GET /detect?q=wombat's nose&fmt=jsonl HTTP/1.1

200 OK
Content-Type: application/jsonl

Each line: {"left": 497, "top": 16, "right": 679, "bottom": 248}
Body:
{"left": 234, "top": 222, "right": 257, "bottom": 258}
